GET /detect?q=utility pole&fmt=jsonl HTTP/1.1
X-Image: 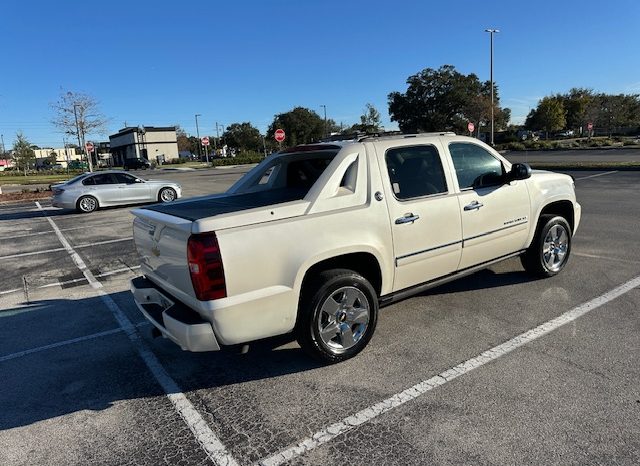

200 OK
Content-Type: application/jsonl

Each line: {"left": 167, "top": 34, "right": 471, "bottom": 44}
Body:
{"left": 0, "top": 134, "right": 5, "bottom": 157}
{"left": 320, "top": 105, "right": 327, "bottom": 138}
{"left": 485, "top": 28, "right": 500, "bottom": 146}
{"left": 195, "top": 114, "right": 202, "bottom": 160}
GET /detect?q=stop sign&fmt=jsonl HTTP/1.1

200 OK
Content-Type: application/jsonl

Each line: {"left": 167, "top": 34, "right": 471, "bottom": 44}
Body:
{"left": 274, "top": 129, "right": 286, "bottom": 142}
{"left": 85, "top": 141, "right": 94, "bottom": 152}
{"left": 587, "top": 122, "right": 593, "bottom": 131}
{"left": 201, "top": 136, "right": 210, "bottom": 146}
{"left": 467, "top": 122, "right": 475, "bottom": 133}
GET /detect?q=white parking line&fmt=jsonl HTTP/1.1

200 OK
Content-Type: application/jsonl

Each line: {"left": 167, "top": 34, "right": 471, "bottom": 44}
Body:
{"left": 18, "top": 221, "right": 126, "bottom": 238}
{"left": 34, "top": 201, "right": 239, "bottom": 466}
{"left": 258, "top": 274, "right": 640, "bottom": 466}
{"left": 575, "top": 170, "right": 618, "bottom": 180}
{"left": 573, "top": 251, "right": 640, "bottom": 264}
{"left": 0, "top": 322, "right": 149, "bottom": 363}
{"left": 0, "top": 237, "right": 133, "bottom": 260}
{"left": 0, "top": 266, "right": 142, "bottom": 296}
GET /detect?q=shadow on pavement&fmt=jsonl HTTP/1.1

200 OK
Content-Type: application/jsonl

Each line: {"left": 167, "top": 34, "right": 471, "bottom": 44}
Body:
{"left": 0, "top": 291, "right": 321, "bottom": 430}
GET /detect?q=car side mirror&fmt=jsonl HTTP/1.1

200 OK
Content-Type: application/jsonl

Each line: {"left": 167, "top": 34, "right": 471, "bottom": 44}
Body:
{"left": 134, "top": 178, "right": 143, "bottom": 183}
{"left": 508, "top": 163, "right": 532, "bottom": 182}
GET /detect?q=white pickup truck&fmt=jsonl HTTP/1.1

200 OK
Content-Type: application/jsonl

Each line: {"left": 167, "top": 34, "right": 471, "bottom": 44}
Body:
{"left": 130, "top": 132, "right": 580, "bottom": 363}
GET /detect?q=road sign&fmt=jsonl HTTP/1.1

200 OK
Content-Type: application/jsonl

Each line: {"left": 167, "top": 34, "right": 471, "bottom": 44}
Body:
{"left": 85, "top": 141, "right": 94, "bottom": 153}
{"left": 467, "top": 122, "right": 475, "bottom": 133}
{"left": 274, "top": 129, "right": 286, "bottom": 142}
{"left": 201, "top": 136, "right": 210, "bottom": 146}
{"left": 587, "top": 122, "right": 593, "bottom": 131}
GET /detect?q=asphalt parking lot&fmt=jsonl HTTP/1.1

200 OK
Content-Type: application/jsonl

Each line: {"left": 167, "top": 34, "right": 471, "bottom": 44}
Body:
{"left": 1, "top": 167, "right": 639, "bottom": 466}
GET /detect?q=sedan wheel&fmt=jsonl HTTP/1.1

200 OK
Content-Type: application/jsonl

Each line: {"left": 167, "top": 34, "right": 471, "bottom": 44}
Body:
{"left": 77, "top": 196, "right": 98, "bottom": 213}
{"left": 159, "top": 187, "right": 176, "bottom": 203}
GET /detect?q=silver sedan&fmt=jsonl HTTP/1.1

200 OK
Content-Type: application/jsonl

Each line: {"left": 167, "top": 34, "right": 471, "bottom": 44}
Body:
{"left": 51, "top": 171, "right": 182, "bottom": 213}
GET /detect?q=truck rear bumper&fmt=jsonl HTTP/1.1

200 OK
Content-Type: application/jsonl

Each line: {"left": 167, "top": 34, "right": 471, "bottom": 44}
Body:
{"left": 130, "top": 276, "right": 220, "bottom": 352}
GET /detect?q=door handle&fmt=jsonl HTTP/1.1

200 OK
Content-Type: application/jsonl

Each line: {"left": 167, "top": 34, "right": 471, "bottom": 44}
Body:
{"left": 395, "top": 213, "right": 420, "bottom": 224}
{"left": 464, "top": 200, "right": 483, "bottom": 211}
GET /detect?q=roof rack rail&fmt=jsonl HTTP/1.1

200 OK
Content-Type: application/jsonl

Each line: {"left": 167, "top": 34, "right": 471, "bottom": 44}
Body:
{"left": 358, "top": 131, "right": 456, "bottom": 142}
{"left": 317, "top": 130, "right": 457, "bottom": 143}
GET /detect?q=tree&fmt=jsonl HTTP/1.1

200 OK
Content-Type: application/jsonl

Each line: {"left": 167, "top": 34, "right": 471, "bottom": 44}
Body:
{"left": 591, "top": 93, "right": 640, "bottom": 137}
{"left": 557, "top": 88, "right": 594, "bottom": 131}
{"left": 267, "top": 107, "right": 325, "bottom": 147}
{"left": 222, "top": 122, "right": 263, "bottom": 154}
{"left": 175, "top": 125, "right": 199, "bottom": 154}
{"left": 388, "top": 65, "right": 510, "bottom": 134}
{"left": 12, "top": 132, "right": 35, "bottom": 174}
{"left": 526, "top": 97, "right": 566, "bottom": 138}
{"left": 50, "top": 90, "right": 108, "bottom": 172}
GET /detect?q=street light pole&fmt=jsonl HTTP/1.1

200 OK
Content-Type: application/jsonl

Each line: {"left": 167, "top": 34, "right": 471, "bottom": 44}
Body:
{"left": 485, "top": 28, "right": 499, "bottom": 146}
{"left": 320, "top": 105, "right": 327, "bottom": 138}
{"left": 195, "top": 114, "right": 202, "bottom": 160}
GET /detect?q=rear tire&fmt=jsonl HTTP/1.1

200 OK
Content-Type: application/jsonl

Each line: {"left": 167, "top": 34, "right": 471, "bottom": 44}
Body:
{"left": 296, "top": 269, "right": 378, "bottom": 364}
{"left": 521, "top": 215, "right": 572, "bottom": 277}
{"left": 76, "top": 195, "right": 98, "bottom": 213}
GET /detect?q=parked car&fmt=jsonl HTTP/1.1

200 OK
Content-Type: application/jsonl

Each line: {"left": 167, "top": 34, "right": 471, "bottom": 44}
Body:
{"left": 67, "top": 160, "right": 88, "bottom": 170}
{"left": 124, "top": 158, "right": 152, "bottom": 170}
{"left": 51, "top": 170, "right": 181, "bottom": 213}
{"left": 130, "top": 133, "right": 580, "bottom": 363}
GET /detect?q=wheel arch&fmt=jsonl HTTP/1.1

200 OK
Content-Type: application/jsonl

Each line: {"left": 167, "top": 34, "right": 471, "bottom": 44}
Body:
{"left": 539, "top": 200, "right": 575, "bottom": 232}
{"left": 297, "top": 252, "right": 384, "bottom": 303}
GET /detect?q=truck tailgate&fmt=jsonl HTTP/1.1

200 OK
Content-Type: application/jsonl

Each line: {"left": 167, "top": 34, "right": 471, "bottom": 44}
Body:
{"left": 132, "top": 209, "right": 196, "bottom": 303}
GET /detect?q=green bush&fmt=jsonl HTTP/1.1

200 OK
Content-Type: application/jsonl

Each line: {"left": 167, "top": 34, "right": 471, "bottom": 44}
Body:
{"left": 504, "top": 142, "right": 526, "bottom": 151}
{"left": 211, "top": 154, "right": 265, "bottom": 167}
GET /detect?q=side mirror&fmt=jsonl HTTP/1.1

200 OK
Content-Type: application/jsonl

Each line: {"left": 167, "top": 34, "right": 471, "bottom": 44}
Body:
{"left": 509, "top": 163, "right": 532, "bottom": 181}
{"left": 134, "top": 178, "right": 143, "bottom": 183}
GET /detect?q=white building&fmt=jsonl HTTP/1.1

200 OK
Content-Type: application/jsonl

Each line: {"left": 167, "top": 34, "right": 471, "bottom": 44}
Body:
{"left": 33, "top": 147, "right": 80, "bottom": 168}
{"left": 109, "top": 126, "right": 179, "bottom": 166}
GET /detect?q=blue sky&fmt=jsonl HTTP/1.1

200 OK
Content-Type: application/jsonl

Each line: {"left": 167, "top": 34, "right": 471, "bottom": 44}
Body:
{"left": 2, "top": 0, "right": 639, "bottom": 148}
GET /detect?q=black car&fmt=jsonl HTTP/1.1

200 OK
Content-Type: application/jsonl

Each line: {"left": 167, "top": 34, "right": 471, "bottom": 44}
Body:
{"left": 123, "top": 158, "right": 151, "bottom": 170}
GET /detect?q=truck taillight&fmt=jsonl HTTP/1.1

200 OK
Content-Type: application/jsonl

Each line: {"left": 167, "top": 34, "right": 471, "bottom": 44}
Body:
{"left": 187, "top": 232, "right": 226, "bottom": 301}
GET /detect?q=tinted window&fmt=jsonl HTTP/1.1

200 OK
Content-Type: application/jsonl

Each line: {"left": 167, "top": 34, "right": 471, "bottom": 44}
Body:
{"left": 114, "top": 173, "right": 138, "bottom": 184}
{"left": 85, "top": 174, "right": 117, "bottom": 185}
{"left": 285, "top": 157, "right": 333, "bottom": 190}
{"left": 385, "top": 145, "right": 447, "bottom": 200}
{"left": 449, "top": 143, "right": 504, "bottom": 189}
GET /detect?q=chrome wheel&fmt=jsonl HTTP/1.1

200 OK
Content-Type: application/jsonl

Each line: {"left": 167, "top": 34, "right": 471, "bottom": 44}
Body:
{"left": 79, "top": 196, "right": 97, "bottom": 212}
{"left": 159, "top": 188, "right": 176, "bottom": 202}
{"left": 317, "top": 286, "right": 370, "bottom": 353}
{"left": 543, "top": 224, "right": 569, "bottom": 272}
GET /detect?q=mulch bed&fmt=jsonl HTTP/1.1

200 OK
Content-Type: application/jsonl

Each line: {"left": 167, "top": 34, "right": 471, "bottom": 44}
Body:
{"left": 0, "top": 191, "right": 52, "bottom": 203}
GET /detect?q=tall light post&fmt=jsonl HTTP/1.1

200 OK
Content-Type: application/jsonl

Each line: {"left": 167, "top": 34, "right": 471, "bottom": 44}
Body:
{"left": 320, "top": 105, "right": 327, "bottom": 138}
{"left": 485, "top": 28, "right": 499, "bottom": 146}
{"left": 195, "top": 114, "right": 202, "bottom": 160}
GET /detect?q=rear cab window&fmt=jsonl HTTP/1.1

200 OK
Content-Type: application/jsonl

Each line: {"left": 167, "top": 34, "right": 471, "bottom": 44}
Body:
{"left": 233, "top": 145, "right": 341, "bottom": 199}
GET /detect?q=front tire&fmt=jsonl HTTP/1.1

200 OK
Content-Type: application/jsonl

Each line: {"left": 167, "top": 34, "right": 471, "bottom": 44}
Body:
{"left": 77, "top": 195, "right": 98, "bottom": 213}
{"left": 521, "top": 215, "right": 572, "bottom": 277}
{"left": 296, "top": 269, "right": 378, "bottom": 364}
{"left": 158, "top": 187, "right": 176, "bottom": 203}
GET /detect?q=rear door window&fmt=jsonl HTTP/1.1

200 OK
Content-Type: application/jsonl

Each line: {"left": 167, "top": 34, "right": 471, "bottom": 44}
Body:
{"left": 385, "top": 145, "right": 448, "bottom": 200}
{"left": 85, "top": 173, "right": 117, "bottom": 185}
